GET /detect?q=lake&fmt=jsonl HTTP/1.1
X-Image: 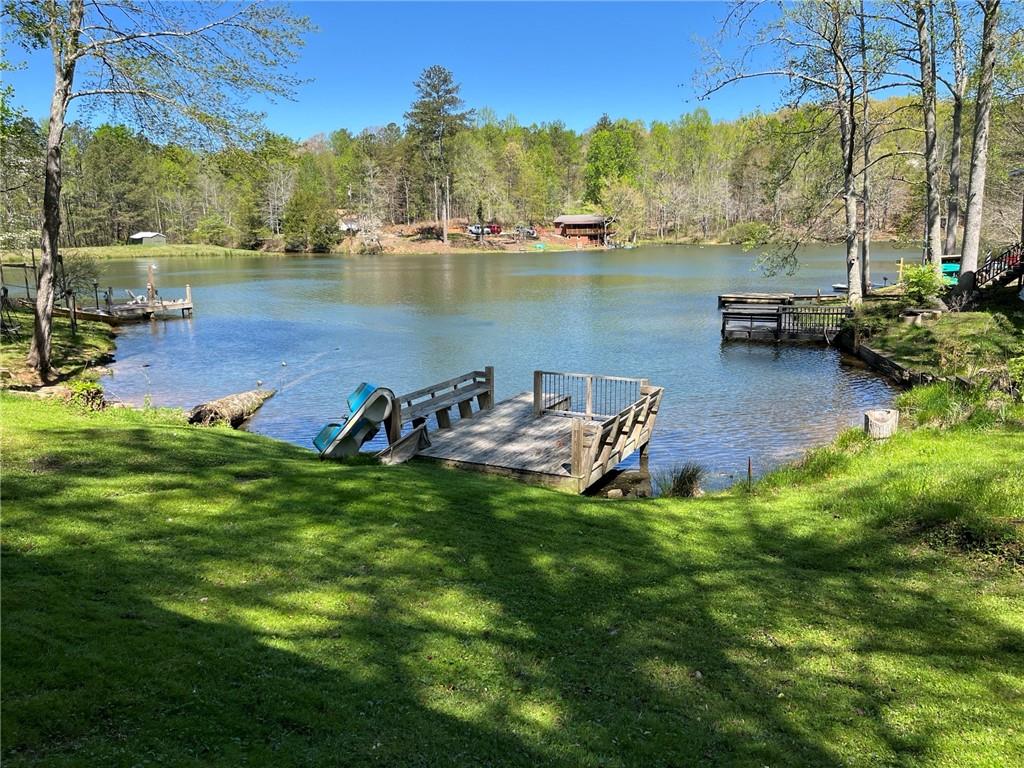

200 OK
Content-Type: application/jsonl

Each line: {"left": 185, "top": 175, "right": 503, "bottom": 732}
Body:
{"left": 97, "top": 245, "right": 903, "bottom": 486}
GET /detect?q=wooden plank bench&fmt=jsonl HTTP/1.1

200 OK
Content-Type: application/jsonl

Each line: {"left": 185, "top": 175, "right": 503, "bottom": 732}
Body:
{"left": 398, "top": 367, "right": 494, "bottom": 430}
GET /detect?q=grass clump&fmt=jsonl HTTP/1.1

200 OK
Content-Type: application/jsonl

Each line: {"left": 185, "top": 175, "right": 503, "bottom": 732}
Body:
{"left": 652, "top": 461, "right": 705, "bottom": 497}
{"left": 896, "top": 381, "right": 1024, "bottom": 428}
{"left": 2, "top": 395, "right": 1024, "bottom": 767}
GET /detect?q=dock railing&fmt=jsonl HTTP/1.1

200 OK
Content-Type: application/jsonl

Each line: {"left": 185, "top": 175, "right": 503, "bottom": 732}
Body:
{"left": 533, "top": 370, "right": 649, "bottom": 419}
{"left": 398, "top": 367, "right": 495, "bottom": 431}
{"left": 572, "top": 382, "right": 663, "bottom": 492}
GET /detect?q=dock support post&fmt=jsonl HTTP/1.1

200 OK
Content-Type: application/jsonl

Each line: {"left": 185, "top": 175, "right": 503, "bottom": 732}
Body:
{"left": 533, "top": 370, "right": 543, "bottom": 416}
{"left": 571, "top": 417, "right": 585, "bottom": 482}
{"left": 584, "top": 376, "right": 593, "bottom": 419}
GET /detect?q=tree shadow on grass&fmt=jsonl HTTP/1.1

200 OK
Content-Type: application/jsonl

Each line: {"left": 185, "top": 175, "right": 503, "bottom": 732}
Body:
{"left": 3, "top": 416, "right": 1023, "bottom": 766}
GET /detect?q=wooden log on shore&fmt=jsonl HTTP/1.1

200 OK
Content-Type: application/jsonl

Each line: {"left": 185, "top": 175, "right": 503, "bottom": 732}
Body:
{"left": 864, "top": 408, "right": 899, "bottom": 439}
{"left": 189, "top": 389, "right": 275, "bottom": 428}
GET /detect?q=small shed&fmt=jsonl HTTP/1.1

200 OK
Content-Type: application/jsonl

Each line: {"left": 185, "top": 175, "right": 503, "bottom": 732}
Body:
{"left": 553, "top": 214, "right": 612, "bottom": 244}
{"left": 129, "top": 231, "right": 167, "bottom": 245}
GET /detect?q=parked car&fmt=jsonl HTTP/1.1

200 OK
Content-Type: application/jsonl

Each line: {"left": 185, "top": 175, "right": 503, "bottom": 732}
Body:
{"left": 515, "top": 225, "right": 537, "bottom": 239}
{"left": 485, "top": 224, "right": 502, "bottom": 235}
{"left": 467, "top": 224, "right": 484, "bottom": 236}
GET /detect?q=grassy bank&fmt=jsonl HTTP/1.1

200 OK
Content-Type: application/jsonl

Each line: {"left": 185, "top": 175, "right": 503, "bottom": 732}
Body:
{"left": 0, "top": 307, "right": 114, "bottom": 388}
{"left": 856, "top": 286, "right": 1024, "bottom": 382}
{"left": 2, "top": 393, "right": 1022, "bottom": 767}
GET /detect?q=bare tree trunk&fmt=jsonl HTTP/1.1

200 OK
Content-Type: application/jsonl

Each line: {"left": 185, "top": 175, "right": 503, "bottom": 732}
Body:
{"left": 943, "top": 0, "right": 966, "bottom": 256}
{"left": 959, "top": 0, "right": 1000, "bottom": 294}
{"left": 28, "top": 0, "right": 84, "bottom": 377}
{"left": 916, "top": 0, "right": 943, "bottom": 272}
{"left": 442, "top": 174, "right": 450, "bottom": 245}
{"left": 835, "top": 11, "right": 862, "bottom": 307}
{"left": 859, "top": 0, "right": 871, "bottom": 295}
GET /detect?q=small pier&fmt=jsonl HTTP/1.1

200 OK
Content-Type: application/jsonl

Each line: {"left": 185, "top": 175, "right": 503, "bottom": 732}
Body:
{"left": 720, "top": 294, "right": 850, "bottom": 342}
{"left": 384, "top": 368, "right": 663, "bottom": 493}
{"left": 3, "top": 260, "right": 193, "bottom": 325}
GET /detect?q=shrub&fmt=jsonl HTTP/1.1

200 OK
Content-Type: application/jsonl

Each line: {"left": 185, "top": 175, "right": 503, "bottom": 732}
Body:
{"left": 192, "top": 214, "right": 231, "bottom": 247}
{"left": 1008, "top": 357, "right": 1024, "bottom": 389}
{"left": 65, "top": 379, "right": 105, "bottom": 411}
{"left": 901, "top": 263, "right": 943, "bottom": 305}
{"left": 721, "top": 221, "right": 771, "bottom": 247}
{"left": 653, "top": 462, "right": 705, "bottom": 498}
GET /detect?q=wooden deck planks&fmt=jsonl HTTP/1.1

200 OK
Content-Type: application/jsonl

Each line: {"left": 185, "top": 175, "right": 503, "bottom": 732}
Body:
{"left": 418, "top": 393, "right": 579, "bottom": 478}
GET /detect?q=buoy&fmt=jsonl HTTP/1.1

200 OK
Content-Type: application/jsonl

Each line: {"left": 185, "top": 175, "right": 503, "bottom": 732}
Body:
{"left": 281, "top": 361, "right": 287, "bottom": 366}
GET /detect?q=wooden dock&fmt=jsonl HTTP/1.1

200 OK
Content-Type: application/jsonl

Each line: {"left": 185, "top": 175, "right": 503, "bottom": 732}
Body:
{"left": 716, "top": 291, "right": 844, "bottom": 307}
{"left": 378, "top": 368, "right": 663, "bottom": 494}
{"left": 721, "top": 302, "right": 851, "bottom": 342}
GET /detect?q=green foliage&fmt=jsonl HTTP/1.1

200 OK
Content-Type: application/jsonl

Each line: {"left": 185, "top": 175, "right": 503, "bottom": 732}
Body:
{"left": 1008, "top": 356, "right": 1024, "bottom": 388}
{"left": 64, "top": 378, "right": 105, "bottom": 411}
{"left": 583, "top": 119, "right": 641, "bottom": 204}
{"left": 191, "top": 213, "right": 231, "bottom": 247}
{"left": 901, "top": 263, "right": 944, "bottom": 305}
{"left": 652, "top": 462, "right": 705, "bottom": 497}
{"left": 721, "top": 221, "right": 772, "bottom": 246}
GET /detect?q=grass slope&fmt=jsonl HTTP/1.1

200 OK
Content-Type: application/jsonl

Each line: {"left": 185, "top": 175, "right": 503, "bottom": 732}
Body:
{"left": 2, "top": 395, "right": 1022, "bottom": 767}
{"left": 866, "top": 287, "right": 1024, "bottom": 379}
{"left": 0, "top": 308, "right": 114, "bottom": 388}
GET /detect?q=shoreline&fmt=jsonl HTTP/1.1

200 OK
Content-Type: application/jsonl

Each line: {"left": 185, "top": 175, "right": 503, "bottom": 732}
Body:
{"left": 2, "top": 238, "right": 920, "bottom": 263}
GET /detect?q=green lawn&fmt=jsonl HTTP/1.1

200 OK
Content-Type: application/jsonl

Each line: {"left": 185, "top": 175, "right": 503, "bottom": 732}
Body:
{"left": 0, "top": 308, "right": 114, "bottom": 388}
{"left": 865, "top": 287, "right": 1024, "bottom": 379}
{"left": 56, "top": 243, "right": 273, "bottom": 260}
{"left": 2, "top": 395, "right": 1022, "bottom": 767}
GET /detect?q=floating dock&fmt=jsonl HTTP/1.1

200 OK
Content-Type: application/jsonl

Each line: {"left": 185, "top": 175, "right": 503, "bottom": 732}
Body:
{"left": 384, "top": 368, "right": 663, "bottom": 494}
{"left": 720, "top": 299, "right": 851, "bottom": 342}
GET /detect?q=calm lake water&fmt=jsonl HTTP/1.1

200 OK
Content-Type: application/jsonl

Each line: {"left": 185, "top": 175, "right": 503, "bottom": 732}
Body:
{"left": 98, "top": 245, "right": 903, "bottom": 486}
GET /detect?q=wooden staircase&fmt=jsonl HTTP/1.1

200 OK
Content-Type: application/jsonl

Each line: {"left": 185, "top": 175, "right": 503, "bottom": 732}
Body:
{"left": 976, "top": 242, "right": 1024, "bottom": 291}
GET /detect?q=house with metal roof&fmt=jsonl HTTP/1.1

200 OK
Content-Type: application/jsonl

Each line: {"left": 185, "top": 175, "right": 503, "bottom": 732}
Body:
{"left": 128, "top": 231, "right": 167, "bottom": 245}
{"left": 553, "top": 214, "right": 612, "bottom": 244}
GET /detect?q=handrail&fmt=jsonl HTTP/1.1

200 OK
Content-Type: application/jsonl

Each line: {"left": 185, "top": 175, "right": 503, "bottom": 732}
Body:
{"left": 533, "top": 370, "right": 649, "bottom": 419}
{"left": 569, "top": 385, "right": 664, "bottom": 492}
{"left": 976, "top": 242, "right": 1023, "bottom": 288}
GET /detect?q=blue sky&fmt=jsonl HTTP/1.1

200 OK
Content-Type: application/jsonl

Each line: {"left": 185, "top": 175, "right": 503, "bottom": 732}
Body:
{"left": 5, "top": 1, "right": 783, "bottom": 138}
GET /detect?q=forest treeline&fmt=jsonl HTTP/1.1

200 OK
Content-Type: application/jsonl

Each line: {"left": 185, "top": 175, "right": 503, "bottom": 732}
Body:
{"left": 3, "top": 94, "right": 1019, "bottom": 254}
{"left": 2, "top": 6, "right": 1022, "bottom": 258}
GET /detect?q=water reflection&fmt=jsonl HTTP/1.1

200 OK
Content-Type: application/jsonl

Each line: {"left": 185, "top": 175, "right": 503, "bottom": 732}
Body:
{"left": 100, "top": 245, "right": 901, "bottom": 488}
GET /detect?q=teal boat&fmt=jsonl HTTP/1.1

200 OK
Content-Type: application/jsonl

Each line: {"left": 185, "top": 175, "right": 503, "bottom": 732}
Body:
{"left": 313, "top": 383, "right": 397, "bottom": 459}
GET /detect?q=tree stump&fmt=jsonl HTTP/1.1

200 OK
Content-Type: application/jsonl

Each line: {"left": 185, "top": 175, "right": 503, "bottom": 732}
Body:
{"left": 864, "top": 408, "right": 899, "bottom": 439}
{"left": 188, "top": 389, "right": 275, "bottom": 428}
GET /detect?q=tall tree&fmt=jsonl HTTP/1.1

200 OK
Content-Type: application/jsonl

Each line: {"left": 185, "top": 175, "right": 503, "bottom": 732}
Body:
{"left": 701, "top": 0, "right": 866, "bottom": 305}
{"left": 3, "top": 0, "right": 310, "bottom": 378}
{"left": 914, "top": 0, "right": 944, "bottom": 270}
{"left": 404, "top": 65, "right": 472, "bottom": 245}
{"left": 942, "top": 0, "right": 968, "bottom": 256}
{"left": 960, "top": 0, "right": 1001, "bottom": 293}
